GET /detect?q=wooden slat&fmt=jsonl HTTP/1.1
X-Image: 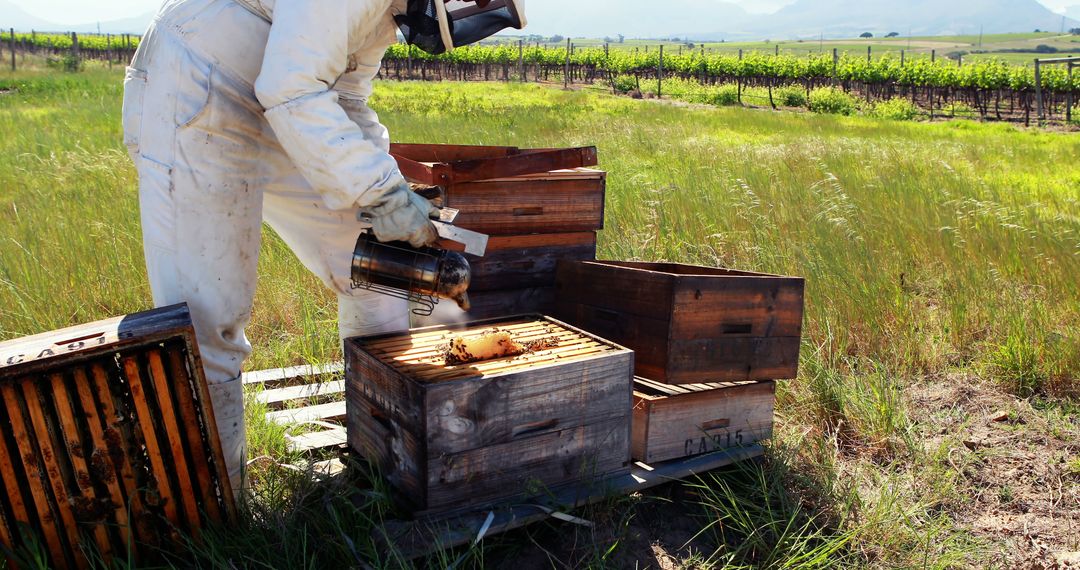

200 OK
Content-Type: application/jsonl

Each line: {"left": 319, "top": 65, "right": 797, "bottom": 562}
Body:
{"left": 361, "top": 320, "right": 540, "bottom": 352}
{"left": 371, "top": 321, "right": 556, "bottom": 353}
{"left": 21, "top": 379, "right": 88, "bottom": 569}
{"left": 267, "top": 401, "right": 347, "bottom": 425}
{"left": 382, "top": 330, "right": 592, "bottom": 365}
{"left": 405, "top": 342, "right": 611, "bottom": 383}
{"left": 310, "top": 458, "right": 346, "bottom": 481}
{"left": 122, "top": 356, "right": 179, "bottom": 526}
{"left": 146, "top": 351, "right": 202, "bottom": 533}
{"left": 365, "top": 323, "right": 572, "bottom": 360}
{"left": 0, "top": 305, "right": 193, "bottom": 378}
{"left": 3, "top": 382, "right": 70, "bottom": 569}
{"left": 165, "top": 349, "right": 222, "bottom": 524}
{"left": 0, "top": 390, "right": 33, "bottom": 555}
{"left": 71, "top": 367, "right": 132, "bottom": 549}
{"left": 255, "top": 381, "right": 345, "bottom": 406}
{"left": 286, "top": 430, "right": 348, "bottom": 453}
{"left": 49, "top": 373, "right": 114, "bottom": 561}
{"left": 379, "top": 445, "right": 765, "bottom": 560}
{"left": 88, "top": 363, "right": 147, "bottom": 544}
{"left": 0, "top": 509, "right": 14, "bottom": 569}
{"left": 241, "top": 363, "right": 343, "bottom": 386}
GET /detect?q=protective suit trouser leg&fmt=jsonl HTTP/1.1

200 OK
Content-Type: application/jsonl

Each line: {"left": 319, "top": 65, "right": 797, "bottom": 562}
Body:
{"left": 125, "top": 25, "right": 266, "bottom": 494}
{"left": 124, "top": 0, "right": 410, "bottom": 496}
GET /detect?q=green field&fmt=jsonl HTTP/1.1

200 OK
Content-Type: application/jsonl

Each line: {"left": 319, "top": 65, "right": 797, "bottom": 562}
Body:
{"left": 1, "top": 64, "right": 1079, "bottom": 568}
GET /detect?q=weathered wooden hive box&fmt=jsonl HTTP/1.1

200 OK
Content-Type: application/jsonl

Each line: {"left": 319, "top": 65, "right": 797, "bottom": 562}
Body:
{"left": 0, "top": 304, "right": 234, "bottom": 569}
{"left": 555, "top": 261, "right": 805, "bottom": 384}
{"left": 391, "top": 143, "right": 604, "bottom": 321}
{"left": 345, "top": 316, "right": 633, "bottom": 515}
{"left": 632, "top": 378, "right": 775, "bottom": 464}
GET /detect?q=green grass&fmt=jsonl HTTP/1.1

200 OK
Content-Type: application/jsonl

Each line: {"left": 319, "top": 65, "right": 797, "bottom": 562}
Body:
{"left": 1, "top": 66, "right": 1078, "bottom": 567}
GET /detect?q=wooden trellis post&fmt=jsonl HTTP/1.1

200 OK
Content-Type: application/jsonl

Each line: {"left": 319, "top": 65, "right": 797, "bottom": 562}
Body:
{"left": 1035, "top": 59, "right": 1043, "bottom": 122}
{"left": 71, "top": 32, "right": 80, "bottom": 68}
{"left": 658, "top": 44, "right": 664, "bottom": 99}
{"left": 9, "top": 28, "right": 15, "bottom": 72}
{"left": 564, "top": 37, "right": 570, "bottom": 89}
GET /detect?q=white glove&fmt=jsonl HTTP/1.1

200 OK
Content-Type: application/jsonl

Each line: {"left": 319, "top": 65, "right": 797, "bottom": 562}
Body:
{"left": 366, "top": 182, "right": 440, "bottom": 248}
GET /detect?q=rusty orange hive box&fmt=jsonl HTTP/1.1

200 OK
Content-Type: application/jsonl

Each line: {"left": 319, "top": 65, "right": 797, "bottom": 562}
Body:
{"left": 0, "top": 304, "right": 235, "bottom": 569}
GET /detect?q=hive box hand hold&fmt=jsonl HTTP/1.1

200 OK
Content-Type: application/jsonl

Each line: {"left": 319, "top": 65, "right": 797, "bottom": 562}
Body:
{"left": 345, "top": 315, "right": 634, "bottom": 516}
{"left": 0, "top": 304, "right": 235, "bottom": 569}
{"left": 555, "top": 261, "right": 805, "bottom": 384}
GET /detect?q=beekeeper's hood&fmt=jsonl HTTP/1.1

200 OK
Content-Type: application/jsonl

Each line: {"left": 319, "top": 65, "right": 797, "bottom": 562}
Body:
{"left": 396, "top": 0, "right": 526, "bottom": 55}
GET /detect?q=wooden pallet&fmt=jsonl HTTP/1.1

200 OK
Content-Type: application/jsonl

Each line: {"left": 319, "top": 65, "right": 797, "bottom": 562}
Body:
{"left": 244, "top": 364, "right": 765, "bottom": 559}
{"left": 243, "top": 364, "right": 347, "bottom": 474}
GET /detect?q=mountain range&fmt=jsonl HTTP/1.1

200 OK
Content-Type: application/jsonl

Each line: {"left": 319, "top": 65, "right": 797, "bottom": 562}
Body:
{"left": 0, "top": 0, "right": 1077, "bottom": 39}
{"left": 0, "top": 0, "right": 154, "bottom": 34}
{"left": 522, "top": 0, "right": 1079, "bottom": 40}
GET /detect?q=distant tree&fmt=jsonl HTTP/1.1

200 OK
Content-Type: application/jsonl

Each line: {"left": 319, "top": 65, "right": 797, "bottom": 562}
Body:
{"left": 617, "top": 34, "right": 625, "bottom": 43}
{"left": 603, "top": 36, "right": 613, "bottom": 43}
{"left": 1034, "top": 44, "right": 1058, "bottom": 53}
{"left": 1033, "top": 29, "right": 1042, "bottom": 33}
{"left": 686, "top": 42, "right": 696, "bottom": 48}
{"left": 886, "top": 31, "right": 900, "bottom": 38}
{"left": 1071, "top": 28, "right": 1080, "bottom": 35}
{"left": 549, "top": 34, "right": 564, "bottom": 44}
{"left": 860, "top": 32, "right": 874, "bottom": 38}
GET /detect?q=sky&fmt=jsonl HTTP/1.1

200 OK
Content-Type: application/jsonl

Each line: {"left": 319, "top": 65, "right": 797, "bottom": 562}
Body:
{"left": 6, "top": 0, "right": 1077, "bottom": 25}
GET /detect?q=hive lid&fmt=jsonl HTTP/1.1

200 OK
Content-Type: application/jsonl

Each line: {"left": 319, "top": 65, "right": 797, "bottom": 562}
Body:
{"left": 389, "top": 143, "right": 599, "bottom": 185}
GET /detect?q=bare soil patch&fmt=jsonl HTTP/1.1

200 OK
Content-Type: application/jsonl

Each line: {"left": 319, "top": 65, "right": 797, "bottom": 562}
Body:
{"left": 911, "top": 376, "right": 1080, "bottom": 569}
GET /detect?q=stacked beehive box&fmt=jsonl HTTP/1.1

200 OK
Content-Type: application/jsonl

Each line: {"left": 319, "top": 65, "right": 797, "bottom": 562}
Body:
{"left": 389, "top": 144, "right": 605, "bottom": 322}
{"left": 345, "top": 316, "right": 634, "bottom": 515}
{"left": 555, "top": 261, "right": 805, "bottom": 464}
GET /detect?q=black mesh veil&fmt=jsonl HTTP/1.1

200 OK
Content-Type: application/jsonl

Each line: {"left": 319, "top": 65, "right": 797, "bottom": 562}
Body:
{"left": 397, "top": 0, "right": 525, "bottom": 55}
{"left": 395, "top": 0, "right": 450, "bottom": 55}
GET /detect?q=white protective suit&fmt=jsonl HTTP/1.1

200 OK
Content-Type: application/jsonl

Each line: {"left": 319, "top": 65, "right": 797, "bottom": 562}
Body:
{"left": 122, "top": 0, "right": 418, "bottom": 493}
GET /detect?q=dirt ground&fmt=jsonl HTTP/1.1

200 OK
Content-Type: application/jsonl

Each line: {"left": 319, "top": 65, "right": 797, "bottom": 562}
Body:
{"left": 910, "top": 377, "right": 1080, "bottom": 569}
{"left": 476, "top": 376, "right": 1080, "bottom": 569}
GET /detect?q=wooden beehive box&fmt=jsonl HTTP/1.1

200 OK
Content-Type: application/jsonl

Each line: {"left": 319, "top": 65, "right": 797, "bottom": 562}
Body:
{"left": 346, "top": 316, "right": 633, "bottom": 515}
{"left": 391, "top": 143, "right": 606, "bottom": 326}
{"left": 391, "top": 143, "right": 605, "bottom": 236}
{"left": 632, "top": 378, "right": 774, "bottom": 464}
{"left": 556, "top": 261, "right": 805, "bottom": 384}
{"left": 0, "top": 304, "right": 235, "bottom": 569}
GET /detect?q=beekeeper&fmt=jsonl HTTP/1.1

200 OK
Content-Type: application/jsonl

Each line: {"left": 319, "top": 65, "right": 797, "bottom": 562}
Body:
{"left": 122, "top": 0, "right": 526, "bottom": 493}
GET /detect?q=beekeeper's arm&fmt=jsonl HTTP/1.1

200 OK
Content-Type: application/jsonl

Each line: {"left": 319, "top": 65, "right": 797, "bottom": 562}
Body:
{"left": 254, "top": 0, "right": 436, "bottom": 247}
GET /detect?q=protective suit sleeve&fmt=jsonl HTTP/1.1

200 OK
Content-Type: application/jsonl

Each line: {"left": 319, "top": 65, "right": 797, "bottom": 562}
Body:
{"left": 254, "top": 0, "right": 402, "bottom": 211}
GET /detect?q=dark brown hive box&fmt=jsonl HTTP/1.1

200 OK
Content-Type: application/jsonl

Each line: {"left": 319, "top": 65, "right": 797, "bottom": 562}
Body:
{"left": 346, "top": 316, "right": 633, "bottom": 515}
{"left": 556, "top": 261, "right": 805, "bottom": 384}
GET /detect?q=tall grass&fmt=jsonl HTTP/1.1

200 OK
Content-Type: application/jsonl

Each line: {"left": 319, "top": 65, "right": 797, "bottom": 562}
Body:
{"left": 0, "top": 70, "right": 1077, "bottom": 567}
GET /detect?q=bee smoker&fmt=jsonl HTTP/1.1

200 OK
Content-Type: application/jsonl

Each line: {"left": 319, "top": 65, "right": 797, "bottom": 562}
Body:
{"left": 351, "top": 234, "right": 472, "bottom": 316}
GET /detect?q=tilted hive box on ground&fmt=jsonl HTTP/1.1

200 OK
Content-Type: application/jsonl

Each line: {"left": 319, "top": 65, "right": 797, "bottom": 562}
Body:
{"left": 0, "top": 305, "right": 235, "bottom": 569}
{"left": 555, "top": 261, "right": 805, "bottom": 385}
{"left": 345, "top": 316, "right": 633, "bottom": 515}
